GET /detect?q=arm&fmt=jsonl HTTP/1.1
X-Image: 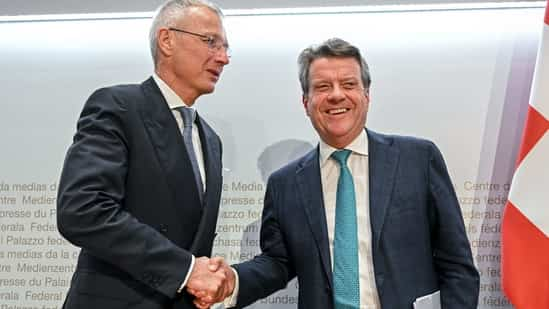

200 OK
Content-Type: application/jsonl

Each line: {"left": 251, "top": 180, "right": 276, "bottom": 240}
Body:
{"left": 57, "top": 88, "right": 193, "bottom": 298}
{"left": 427, "top": 142, "right": 480, "bottom": 308}
{"left": 231, "top": 176, "right": 296, "bottom": 308}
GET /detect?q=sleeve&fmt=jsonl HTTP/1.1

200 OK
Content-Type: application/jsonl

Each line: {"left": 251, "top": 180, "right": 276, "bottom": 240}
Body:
{"left": 231, "top": 176, "right": 296, "bottom": 308}
{"left": 223, "top": 267, "right": 240, "bottom": 307}
{"left": 178, "top": 255, "right": 196, "bottom": 293}
{"left": 56, "top": 88, "right": 193, "bottom": 298}
{"left": 427, "top": 142, "right": 480, "bottom": 308}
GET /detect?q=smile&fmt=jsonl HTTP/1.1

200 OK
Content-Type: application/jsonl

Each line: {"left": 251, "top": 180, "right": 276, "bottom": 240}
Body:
{"left": 327, "top": 108, "right": 349, "bottom": 115}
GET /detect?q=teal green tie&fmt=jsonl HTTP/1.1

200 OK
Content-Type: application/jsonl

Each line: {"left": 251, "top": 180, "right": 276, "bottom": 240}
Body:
{"left": 331, "top": 149, "right": 360, "bottom": 309}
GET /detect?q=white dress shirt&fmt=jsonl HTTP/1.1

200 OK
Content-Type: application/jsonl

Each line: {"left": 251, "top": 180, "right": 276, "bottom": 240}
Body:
{"left": 228, "top": 130, "right": 381, "bottom": 308}
{"left": 319, "top": 130, "right": 381, "bottom": 309}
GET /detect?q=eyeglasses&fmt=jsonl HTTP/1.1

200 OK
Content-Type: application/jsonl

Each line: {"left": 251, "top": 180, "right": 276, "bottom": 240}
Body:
{"left": 168, "top": 27, "right": 230, "bottom": 57}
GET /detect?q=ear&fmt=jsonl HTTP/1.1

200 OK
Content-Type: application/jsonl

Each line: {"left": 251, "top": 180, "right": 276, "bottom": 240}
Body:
{"left": 157, "top": 28, "right": 175, "bottom": 57}
{"left": 302, "top": 94, "right": 311, "bottom": 116}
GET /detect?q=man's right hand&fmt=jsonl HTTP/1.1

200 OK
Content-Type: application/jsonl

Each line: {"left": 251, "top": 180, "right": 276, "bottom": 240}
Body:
{"left": 186, "top": 257, "right": 236, "bottom": 308}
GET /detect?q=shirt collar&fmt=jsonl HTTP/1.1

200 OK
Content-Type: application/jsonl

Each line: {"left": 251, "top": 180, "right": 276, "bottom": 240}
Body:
{"left": 319, "top": 129, "right": 369, "bottom": 166}
{"left": 152, "top": 73, "right": 191, "bottom": 110}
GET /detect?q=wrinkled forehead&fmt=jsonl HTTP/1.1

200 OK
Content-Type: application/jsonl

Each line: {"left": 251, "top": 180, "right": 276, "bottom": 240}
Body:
{"left": 180, "top": 6, "right": 227, "bottom": 39}
{"left": 309, "top": 57, "right": 362, "bottom": 79}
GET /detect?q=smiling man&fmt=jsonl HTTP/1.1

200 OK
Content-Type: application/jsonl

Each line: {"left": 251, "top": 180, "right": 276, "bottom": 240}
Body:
{"left": 199, "top": 38, "right": 479, "bottom": 309}
{"left": 56, "top": 1, "right": 233, "bottom": 308}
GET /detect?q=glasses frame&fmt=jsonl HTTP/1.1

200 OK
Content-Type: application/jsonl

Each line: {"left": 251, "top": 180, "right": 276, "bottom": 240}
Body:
{"left": 168, "top": 27, "right": 230, "bottom": 57}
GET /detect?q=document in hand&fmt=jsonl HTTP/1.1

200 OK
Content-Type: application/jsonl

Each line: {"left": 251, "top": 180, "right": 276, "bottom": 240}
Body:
{"left": 413, "top": 290, "right": 440, "bottom": 309}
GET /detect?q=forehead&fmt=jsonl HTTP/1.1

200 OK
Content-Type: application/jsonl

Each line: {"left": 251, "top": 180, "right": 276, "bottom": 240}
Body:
{"left": 309, "top": 57, "right": 361, "bottom": 80}
{"left": 179, "top": 6, "right": 225, "bottom": 34}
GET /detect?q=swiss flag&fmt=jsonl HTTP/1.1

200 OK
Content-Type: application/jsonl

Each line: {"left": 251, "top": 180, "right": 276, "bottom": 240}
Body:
{"left": 501, "top": 1, "right": 549, "bottom": 308}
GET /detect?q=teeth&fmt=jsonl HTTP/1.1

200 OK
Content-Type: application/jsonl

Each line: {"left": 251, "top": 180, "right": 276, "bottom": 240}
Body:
{"left": 328, "top": 108, "right": 347, "bottom": 115}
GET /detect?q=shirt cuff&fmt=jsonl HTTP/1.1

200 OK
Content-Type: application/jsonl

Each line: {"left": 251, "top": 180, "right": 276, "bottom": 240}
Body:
{"left": 223, "top": 267, "right": 240, "bottom": 307}
{"left": 177, "top": 254, "right": 195, "bottom": 293}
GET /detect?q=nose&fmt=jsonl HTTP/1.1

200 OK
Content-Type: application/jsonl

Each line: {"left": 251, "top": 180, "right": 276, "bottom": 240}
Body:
{"left": 214, "top": 49, "right": 230, "bottom": 65}
{"left": 327, "top": 84, "right": 345, "bottom": 102}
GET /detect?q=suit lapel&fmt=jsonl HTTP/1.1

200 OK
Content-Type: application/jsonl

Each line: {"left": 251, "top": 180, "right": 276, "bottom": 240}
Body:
{"left": 296, "top": 148, "right": 333, "bottom": 288}
{"left": 139, "top": 77, "right": 202, "bottom": 219}
{"left": 367, "top": 129, "right": 399, "bottom": 252}
{"left": 295, "top": 130, "right": 399, "bottom": 293}
{"left": 190, "top": 114, "right": 222, "bottom": 254}
{"left": 196, "top": 113, "right": 221, "bottom": 208}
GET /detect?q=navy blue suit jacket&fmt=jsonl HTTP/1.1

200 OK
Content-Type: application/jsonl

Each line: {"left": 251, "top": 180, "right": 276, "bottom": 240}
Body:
{"left": 233, "top": 129, "right": 479, "bottom": 309}
{"left": 57, "top": 77, "right": 223, "bottom": 308}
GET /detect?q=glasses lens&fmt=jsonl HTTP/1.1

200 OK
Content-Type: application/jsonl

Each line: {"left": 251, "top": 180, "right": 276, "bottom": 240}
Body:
{"left": 209, "top": 38, "right": 231, "bottom": 57}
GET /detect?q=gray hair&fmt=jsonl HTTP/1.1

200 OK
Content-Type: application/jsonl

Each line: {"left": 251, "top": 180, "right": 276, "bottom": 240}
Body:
{"left": 149, "top": 0, "right": 224, "bottom": 66}
{"left": 297, "top": 38, "right": 371, "bottom": 96}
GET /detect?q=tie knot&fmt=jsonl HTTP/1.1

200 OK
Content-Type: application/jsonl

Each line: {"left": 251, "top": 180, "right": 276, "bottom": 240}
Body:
{"left": 178, "top": 107, "right": 196, "bottom": 128}
{"left": 331, "top": 149, "right": 352, "bottom": 166}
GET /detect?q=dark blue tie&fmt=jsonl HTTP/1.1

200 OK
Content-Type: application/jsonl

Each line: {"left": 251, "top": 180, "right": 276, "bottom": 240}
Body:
{"left": 177, "top": 107, "right": 204, "bottom": 200}
{"left": 331, "top": 149, "right": 360, "bottom": 309}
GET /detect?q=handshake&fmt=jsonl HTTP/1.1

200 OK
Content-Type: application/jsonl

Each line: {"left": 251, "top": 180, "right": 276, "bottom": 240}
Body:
{"left": 186, "top": 256, "right": 236, "bottom": 309}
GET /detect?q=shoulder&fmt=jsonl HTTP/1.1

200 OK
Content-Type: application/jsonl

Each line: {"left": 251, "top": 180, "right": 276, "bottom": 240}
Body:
{"left": 368, "top": 128, "right": 439, "bottom": 155}
{"left": 74, "top": 84, "right": 146, "bottom": 134}
{"left": 88, "top": 83, "right": 143, "bottom": 105}
{"left": 268, "top": 148, "right": 317, "bottom": 182}
{"left": 80, "top": 83, "right": 146, "bottom": 119}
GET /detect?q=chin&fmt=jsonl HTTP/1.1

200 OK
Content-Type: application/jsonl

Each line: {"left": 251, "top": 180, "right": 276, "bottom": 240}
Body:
{"left": 327, "top": 127, "right": 353, "bottom": 138}
{"left": 200, "top": 85, "right": 215, "bottom": 95}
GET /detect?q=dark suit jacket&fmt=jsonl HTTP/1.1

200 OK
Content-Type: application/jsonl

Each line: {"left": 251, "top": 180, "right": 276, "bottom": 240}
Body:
{"left": 233, "top": 129, "right": 479, "bottom": 309}
{"left": 57, "top": 77, "right": 223, "bottom": 308}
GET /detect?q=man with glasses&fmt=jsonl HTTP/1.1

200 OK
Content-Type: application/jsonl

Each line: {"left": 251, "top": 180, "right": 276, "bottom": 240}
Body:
{"left": 57, "top": 0, "right": 234, "bottom": 308}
